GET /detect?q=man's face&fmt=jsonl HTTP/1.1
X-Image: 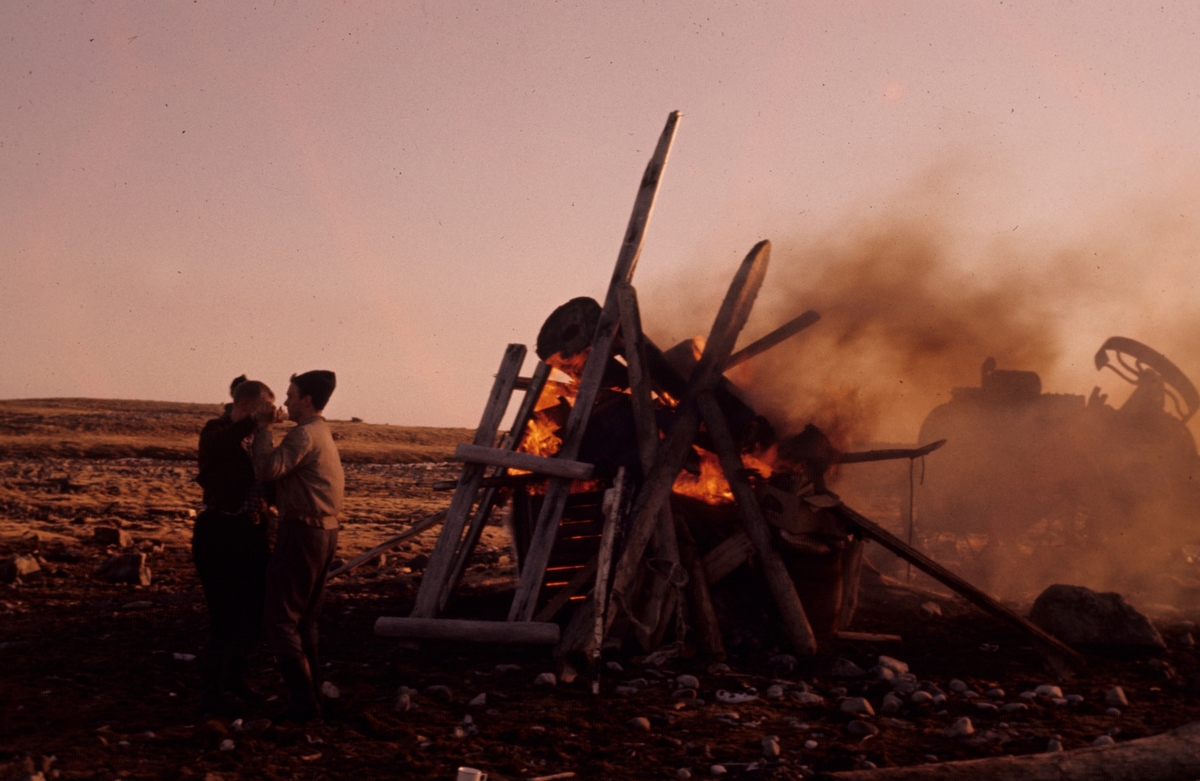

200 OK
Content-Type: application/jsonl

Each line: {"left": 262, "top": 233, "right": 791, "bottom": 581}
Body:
{"left": 232, "top": 390, "right": 272, "bottom": 422}
{"left": 285, "top": 383, "right": 308, "bottom": 422}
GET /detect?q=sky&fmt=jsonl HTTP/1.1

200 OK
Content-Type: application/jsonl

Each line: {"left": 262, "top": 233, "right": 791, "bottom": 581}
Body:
{"left": 4, "top": 1, "right": 1200, "bottom": 437}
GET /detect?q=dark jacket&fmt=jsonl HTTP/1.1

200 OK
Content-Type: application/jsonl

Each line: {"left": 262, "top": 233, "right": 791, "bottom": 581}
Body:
{"left": 197, "top": 413, "right": 259, "bottom": 514}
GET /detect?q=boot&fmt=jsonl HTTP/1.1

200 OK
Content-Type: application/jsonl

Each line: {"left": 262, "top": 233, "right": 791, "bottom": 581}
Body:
{"left": 199, "top": 642, "right": 232, "bottom": 716}
{"left": 225, "top": 647, "right": 266, "bottom": 704}
{"left": 278, "top": 656, "right": 321, "bottom": 722}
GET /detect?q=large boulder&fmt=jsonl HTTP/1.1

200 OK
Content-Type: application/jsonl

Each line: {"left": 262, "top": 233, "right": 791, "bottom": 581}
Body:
{"left": 94, "top": 552, "right": 152, "bottom": 586}
{"left": 0, "top": 555, "right": 41, "bottom": 584}
{"left": 1030, "top": 584, "right": 1165, "bottom": 652}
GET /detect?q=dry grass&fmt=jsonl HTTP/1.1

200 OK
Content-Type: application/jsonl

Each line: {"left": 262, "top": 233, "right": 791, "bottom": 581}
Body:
{"left": 0, "top": 398, "right": 475, "bottom": 463}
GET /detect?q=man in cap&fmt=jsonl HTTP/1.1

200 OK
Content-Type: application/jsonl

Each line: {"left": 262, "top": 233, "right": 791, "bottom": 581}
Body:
{"left": 253, "top": 370, "right": 344, "bottom": 721}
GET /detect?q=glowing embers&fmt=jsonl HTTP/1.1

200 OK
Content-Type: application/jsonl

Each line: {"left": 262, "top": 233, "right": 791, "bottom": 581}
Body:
{"left": 671, "top": 445, "right": 777, "bottom": 505}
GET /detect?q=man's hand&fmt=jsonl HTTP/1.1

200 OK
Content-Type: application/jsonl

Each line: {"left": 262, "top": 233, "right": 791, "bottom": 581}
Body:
{"left": 254, "top": 399, "right": 278, "bottom": 427}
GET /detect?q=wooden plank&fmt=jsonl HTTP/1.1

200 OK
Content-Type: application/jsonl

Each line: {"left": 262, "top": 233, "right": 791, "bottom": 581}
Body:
{"left": 724, "top": 309, "right": 820, "bottom": 370}
{"left": 825, "top": 500, "right": 1086, "bottom": 671}
{"left": 825, "top": 721, "right": 1200, "bottom": 781}
{"left": 374, "top": 617, "right": 560, "bottom": 645}
{"left": 412, "top": 343, "right": 527, "bottom": 618}
{"left": 702, "top": 530, "right": 754, "bottom": 585}
{"left": 327, "top": 509, "right": 446, "bottom": 579}
{"left": 698, "top": 390, "right": 818, "bottom": 655}
{"left": 607, "top": 240, "right": 772, "bottom": 622}
{"left": 454, "top": 443, "right": 595, "bottom": 480}
{"left": 438, "top": 362, "right": 553, "bottom": 613}
{"left": 592, "top": 468, "right": 628, "bottom": 661}
{"left": 508, "top": 111, "right": 682, "bottom": 622}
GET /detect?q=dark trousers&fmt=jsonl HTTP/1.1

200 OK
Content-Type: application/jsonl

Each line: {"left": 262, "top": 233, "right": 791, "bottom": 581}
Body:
{"left": 263, "top": 520, "right": 338, "bottom": 665}
{"left": 192, "top": 510, "right": 270, "bottom": 691}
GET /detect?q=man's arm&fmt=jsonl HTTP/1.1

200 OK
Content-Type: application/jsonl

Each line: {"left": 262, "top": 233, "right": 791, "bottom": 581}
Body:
{"left": 253, "top": 425, "right": 311, "bottom": 481}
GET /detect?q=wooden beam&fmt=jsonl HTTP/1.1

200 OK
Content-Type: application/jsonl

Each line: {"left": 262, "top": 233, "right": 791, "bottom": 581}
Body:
{"left": 534, "top": 555, "right": 598, "bottom": 623}
{"left": 374, "top": 617, "right": 560, "bottom": 645}
{"left": 697, "top": 390, "right": 818, "bottom": 656}
{"left": 825, "top": 721, "right": 1200, "bottom": 781}
{"left": 412, "top": 343, "right": 527, "bottom": 618}
{"left": 702, "top": 530, "right": 754, "bottom": 584}
{"left": 824, "top": 499, "right": 1086, "bottom": 671}
{"left": 453, "top": 443, "right": 595, "bottom": 480}
{"left": 327, "top": 509, "right": 446, "bottom": 579}
{"left": 675, "top": 514, "right": 725, "bottom": 659}
{"left": 724, "top": 309, "right": 820, "bottom": 370}
{"left": 508, "top": 111, "right": 682, "bottom": 622}
{"left": 439, "top": 362, "right": 552, "bottom": 613}
{"left": 607, "top": 240, "right": 772, "bottom": 623}
{"left": 592, "top": 468, "right": 628, "bottom": 659}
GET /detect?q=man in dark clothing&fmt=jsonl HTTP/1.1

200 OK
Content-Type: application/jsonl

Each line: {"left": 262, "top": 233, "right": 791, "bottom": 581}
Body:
{"left": 253, "top": 370, "right": 343, "bottom": 722}
{"left": 193, "top": 379, "right": 275, "bottom": 714}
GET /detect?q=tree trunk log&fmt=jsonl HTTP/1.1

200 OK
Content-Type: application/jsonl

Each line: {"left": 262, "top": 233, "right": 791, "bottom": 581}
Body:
{"left": 823, "top": 721, "right": 1200, "bottom": 781}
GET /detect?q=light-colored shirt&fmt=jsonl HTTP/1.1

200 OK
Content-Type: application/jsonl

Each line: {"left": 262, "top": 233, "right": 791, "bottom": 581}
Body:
{"left": 253, "top": 416, "right": 344, "bottom": 529}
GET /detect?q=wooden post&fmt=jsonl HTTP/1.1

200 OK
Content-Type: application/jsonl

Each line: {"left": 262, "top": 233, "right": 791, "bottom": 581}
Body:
{"left": 825, "top": 499, "right": 1086, "bottom": 671}
{"left": 697, "top": 390, "right": 818, "bottom": 655}
{"left": 439, "top": 362, "right": 551, "bottom": 612}
{"left": 607, "top": 240, "right": 772, "bottom": 622}
{"left": 592, "top": 468, "right": 628, "bottom": 660}
{"left": 412, "top": 343, "right": 527, "bottom": 618}
{"left": 675, "top": 514, "right": 725, "bottom": 659}
{"left": 508, "top": 111, "right": 682, "bottom": 622}
{"left": 327, "top": 509, "right": 446, "bottom": 579}
{"left": 617, "top": 281, "right": 684, "bottom": 649}
{"left": 724, "top": 310, "right": 820, "bottom": 370}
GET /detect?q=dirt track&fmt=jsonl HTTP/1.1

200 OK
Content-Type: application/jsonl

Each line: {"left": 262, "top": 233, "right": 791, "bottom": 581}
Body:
{"left": 3, "top": 403, "right": 1200, "bottom": 780}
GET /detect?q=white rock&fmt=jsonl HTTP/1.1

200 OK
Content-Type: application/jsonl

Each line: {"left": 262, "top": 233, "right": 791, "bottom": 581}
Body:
{"left": 1019, "top": 691, "right": 1038, "bottom": 701}
{"left": 1034, "top": 684, "right": 1063, "bottom": 698}
{"left": 790, "top": 691, "right": 824, "bottom": 706}
{"left": 677, "top": 769, "right": 693, "bottom": 780}
{"left": 945, "top": 717, "right": 974, "bottom": 737}
{"left": 393, "top": 692, "right": 411, "bottom": 712}
{"left": 716, "top": 689, "right": 759, "bottom": 704}
{"left": 1051, "top": 697, "right": 1068, "bottom": 706}
{"left": 1047, "top": 739, "right": 1063, "bottom": 752}
{"left": 975, "top": 702, "right": 998, "bottom": 712}
{"left": 932, "top": 693, "right": 947, "bottom": 706}
{"left": 219, "top": 738, "right": 235, "bottom": 751}
{"left": 910, "top": 691, "right": 932, "bottom": 704}
{"left": 761, "top": 735, "right": 781, "bottom": 758}
{"left": 986, "top": 688, "right": 1005, "bottom": 699}
{"left": 840, "top": 697, "right": 875, "bottom": 716}
{"left": 1105, "top": 687, "right": 1129, "bottom": 707}
{"left": 1000, "top": 703, "right": 1028, "bottom": 713}
{"left": 676, "top": 674, "right": 700, "bottom": 690}
{"left": 765, "top": 685, "right": 784, "bottom": 700}
{"left": 709, "top": 765, "right": 727, "bottom": 776}
{"left": 627, "top": 716, "right": 651, "bottom": 731}
{"left": 320, "top": 681, "right": 340, "bottom": 699}
{"left": 948, "top": 679, "right": 968, "bottom": 693}
{"left": 533, "top": 672, "right": 557, "bottom": 688}
{"left": 804, "top": 739, "right": 818, "bottom": 750}
{"left": 1093, "top": 735, "right": 1115, "bottom": 746}
{"left": 877, "top": 655, "right": 909, "bottom": 675}
{"left": 920, "top": 601, "right": 943, "bottom": 617}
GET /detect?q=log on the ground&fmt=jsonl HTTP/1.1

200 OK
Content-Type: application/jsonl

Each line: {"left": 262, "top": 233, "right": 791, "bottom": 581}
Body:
{"left": 327, "top": 509, "right": 446, "bottom": 579}
{"left": 374, "top": 617, "right": 560, "bottom": 645}
{"left": 825, "top": 498, "right": 1085, "bottom": 672}
{"left": 453, "top": 443, "right": 595, "bottom": 480}
{"left": 822, "top": 721, "right": 1200, "bottom": 781}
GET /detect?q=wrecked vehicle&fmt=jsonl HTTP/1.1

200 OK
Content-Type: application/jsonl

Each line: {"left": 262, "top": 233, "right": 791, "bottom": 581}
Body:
{"left": 916, "top": 337, "right": 1200, "bottom": 588}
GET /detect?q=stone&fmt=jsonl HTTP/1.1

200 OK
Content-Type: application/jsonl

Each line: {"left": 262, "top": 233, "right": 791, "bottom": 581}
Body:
{"left": 707, "top": 662, "right": 731, "bottom": 674}
{"left": 891, "top": 674, "right": 919, "bottom": 695}
{"left": 469, "top": 692, "right": 486, "bottom": 707}
{"left": 677, "top": 770, "right": 693, "bottom": 780}
{"left": 877, "top": 655, "right": 908, "bottom": 675}
{"left": 1066, "top": 694, "right": 1084, "bottom": 705}
{"left": 676, "top": 674, "right": 700, "bottom": 690}
{"left": 219, "top": 738, "right": 235, "bottom": 752}
{"left": 393, "top": 692, "right": 411, "bottom": 712}
{"left": 1051, "top": 697, "right": 1068, "bottom": 706}
{"left": 94, "top": 527, "right": 133, "bottom": 547}
{"left": 1046, "top": 739, "right": 1063, "bottom": 752}
{"left": 1105, "top": 686, "right": 1129, "bottom": 707}
{"left": 1034, "top": 684, "right": 1063, "bottom": 698}
{"left": 948, "top": 679, "right": 969, "bottom": 693}
{"left": 790, "top": 691, "right": 824, "bottom": 706}
{"left": 1106, "top": 707, "right": 1122, "bottom": 717}
{"left": 945, "top": 717, "right": 974, "bottom": 737}
{"left": 716, "top": 689, "right": 758, "bottom": 704}
{"left": 765, "top": 685, "right": 784, "bottom": 700}
{"left": 932, "top": 694, "right": 947, "bottom": 706}
{"left": 423, "top": 685, "right": 453, "bottom": 702}
{"left": 709, "top": 765, "right": 727, "bottom": 776}
{"left": 1030, "top": 584, "right": 1166, "bottom": 651}
{"left": 840, "top": 697, "right": 875, "bottom": 716}
{"left": 0, "top": 555, "right": 40, "bottom": 584}
{"left": 986, "top": 688, "right": 1005, "bottom": 699}
{"left": 606, "top": 661, "right": 624, "bottom": 672}
{"left": 320, "top": 681, "right": 339, "bottom": 699}
{"left": 880, "top": 693, "right": 904, "bottom": 715}
{"left": 495, "top": 663, "right": 521, "bottom": 673}
{"left": 94, "top": 552, "right": 151, "bottom": 585}
{"left": 1181, "top": 633, "right": 1195, "bottom": 647}
{"left": 533, "top": 672, "right": 557, "bottom": 688}
{"left": 910, "top": 691, "right": 932, "bottom": 705}
{"left": 761, "top": 735, "right": 781, "bottom": 758}
{"left": 831, "top": 658, "right": 866, "bottom": 678}
{"left": 870, "top": 665, "right": 895, "bottom": 681}
{"left": 626, "top": 716, "right": 651, "bottom": 731}
{"left": 1019, "top": 691, "right": 1037, "bottom": 701}
{"left": 769, "top": 654, "right": 798, "bottom": 672}
{"left": 1000, "top": 702, "right": 1028, "bottom": 713}
{"left": 975, "top": 702, "right": 998, "bottom": 712}
{"left": 920, "top": 601, "right": 943, "bottom": 618}
{"left": 804, "top": 739, "right": 819, "bottom": 749}
{"left": 846, "top": 720, "right": 879, "bottom": 738}
{"left": 1093, "top": 735, "right": 1115, "bottom": 746}
{"left": 672, "top": 689, "right": 697, "bottom": 700}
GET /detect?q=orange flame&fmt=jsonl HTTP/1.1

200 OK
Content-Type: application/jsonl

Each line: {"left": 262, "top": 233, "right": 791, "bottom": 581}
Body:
{"left": 671, "top": 445, "right": 777, "bottom": 505}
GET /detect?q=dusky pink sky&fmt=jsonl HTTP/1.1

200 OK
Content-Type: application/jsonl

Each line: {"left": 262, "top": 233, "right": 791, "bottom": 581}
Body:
{"left": 4, "top": 2, "right": 1200, "bottom": 435}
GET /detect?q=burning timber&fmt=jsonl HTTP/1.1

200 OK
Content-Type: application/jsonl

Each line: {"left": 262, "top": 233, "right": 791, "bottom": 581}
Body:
{"left": 368, "top": 111, "right": 1083, "bottom": 675}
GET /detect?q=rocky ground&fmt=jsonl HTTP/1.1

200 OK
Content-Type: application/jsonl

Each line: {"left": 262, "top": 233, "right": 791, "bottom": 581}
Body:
{"left": 2, "top": 401, "right": 1200, "bottom": 780}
